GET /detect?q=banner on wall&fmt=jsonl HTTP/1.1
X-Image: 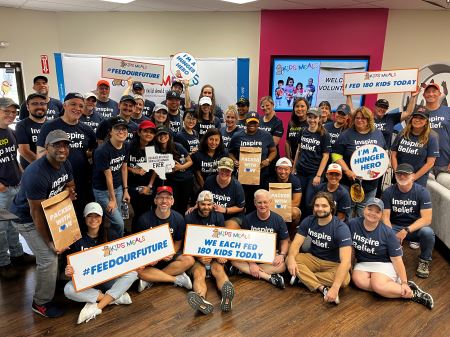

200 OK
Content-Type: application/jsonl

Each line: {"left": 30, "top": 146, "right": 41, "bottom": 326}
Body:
{"left": 343, "top": 68, "right": 418, "bottom": 96}
{"left": 54, "top": 53, "right": 249, "bottom": 110}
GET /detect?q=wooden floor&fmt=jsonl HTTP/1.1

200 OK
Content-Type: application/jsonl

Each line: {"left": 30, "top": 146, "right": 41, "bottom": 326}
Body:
{"left": 1, "top": 244, "right": 449, "bottom": 337}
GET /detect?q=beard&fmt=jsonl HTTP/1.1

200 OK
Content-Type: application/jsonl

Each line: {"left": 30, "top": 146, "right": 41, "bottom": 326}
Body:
{"left": 30, "top": 110, "right": 46, "bottom": 119}
{"left": 314, "top": 210, "right": 331, "bottom": 219}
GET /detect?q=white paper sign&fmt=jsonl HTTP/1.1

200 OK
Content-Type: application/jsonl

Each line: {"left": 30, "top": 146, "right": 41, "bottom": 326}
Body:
{"left": 170, "top": 52, "right": 198, "bottom": 80}
{"left": 137, "top": 146, "right": 175, "bottom": 180}
{"left": 350, "top": 144, "right": 389, "bottom": 181}
{"left": 183, "top": 225, "right": 276, "bottom": 264}
{"left": 101, "top": 57, "right": 164, "bottom": 85}
{"left": 68, "top": 225, "right": 174, "bottom": 291}
{"left": 343, "top": 68, "right": 418, "bottom": 95}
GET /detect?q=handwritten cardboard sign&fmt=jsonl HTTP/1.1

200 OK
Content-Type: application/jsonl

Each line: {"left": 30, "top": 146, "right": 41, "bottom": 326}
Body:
{"left": 102, "top": 57, "right": 164, "bottom": 85}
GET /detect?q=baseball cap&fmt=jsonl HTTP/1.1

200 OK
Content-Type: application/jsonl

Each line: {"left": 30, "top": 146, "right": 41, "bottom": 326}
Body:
{"left": 172, "top": 80, "right": 183, "bottom": 89}
{"left": 327, "top": 163, "right": 342, "bottom": 174}
{"left": 26, "top": 93, "right": 47, "bottom": 103}
{"left": 64, "top": 92, "right": 84, "bottom": 102}
{"left": 33, "top": 75, "right": 48, "bottom": 84}
{"left": 424, "top": 83, "right": 441, "bottom": 92}
{"left": 218, "top": 157, "right": 234, "bottom": 171}
{"left": 275, "top": 157, "right": 292, "bottom": 168}
{"left": 133, "top": 94, "right": 145, "bottom": 102}
{"left": 375, "top": 99, "right": 389, "bottom": 109}
{"left": 156, "top": 125, "right": 170, "bottom": 135}
{"left": 412, "top": 105, "right": 429, "bottom": 119}
{"left": 0, "top": 97, "right": 20, "bottom": 109}
{"left": 84, "top": 92, "right": 97, "bottom": 101}
{"left": 366, "top": 198, "right": 384, "bottom": 212}
{"left": 236, "top": 97, "right": 250, "bottom": 107}
{"left": 120, "top": 95, "right": 136, "bottom": 104}
{"left": 306, "top": 108, "right": 321, "bottom": 117}
{"left": 97, "top": 79, "right": 110, "bottom": 88}
{"left": 139, "top": 120, "right": 156, "bottom": 130}
{"left": 132, "top": 81, "right": 144, "bottom": 91}
{"left": 336, "top": 104, "right": 351, "bottom": 116}
{"left": 197, "top": 190, "right": 214, "bottom": 203}
{"left": 395, "top": 163, "right": 414, "bottom": 174}
{"left": 45, "top": 130, "right": 72, "bottom": 145}
{"left": 199, "top": 97, "right": 212, "bottom": 106}
{"left": 245, "top": 111, "right": 260, "bottom": 124}
{"left": 83, "top": 202, "right": 103, "bottom": 217}
{"left": 156, "top": 186, "right": 173, "bottom": 195}
{"left": 166, "top": 90, "right": 181, "bottom": 100}
{"left": 153, "top": 103, "right": 168, "bottom": 113}
{"left": 110, "top": 116, "right": 128, "bottom": 128}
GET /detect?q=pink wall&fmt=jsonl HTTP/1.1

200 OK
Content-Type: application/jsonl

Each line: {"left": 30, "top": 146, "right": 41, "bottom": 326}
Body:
{"left": 257, "top": 9, "right": 389, "bottom": 155}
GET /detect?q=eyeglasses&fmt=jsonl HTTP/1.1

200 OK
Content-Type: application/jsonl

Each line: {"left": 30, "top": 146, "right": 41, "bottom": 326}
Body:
{"left": 48, "top": 142, "right": 70, "bottom": 149}
{"left": 113, "top": 127, "right": 128, "bottom": 133}
{"left": 29, "top": 102, "right": 47, "bottom": 107}
{"left": 0, "top": 109, "right": 17, "bottom": 116}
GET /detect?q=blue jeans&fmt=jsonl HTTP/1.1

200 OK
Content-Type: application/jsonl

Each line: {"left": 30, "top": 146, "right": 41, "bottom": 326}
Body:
{"left": 0, "top": 186, "right": 23, "bottom": 266}
{"left": 350, "top": 188, "right": 377, "bottom": 218}
{"left": 392, "top": 225, "right": 435, "bottom": 261}
{"left": 14, "top": 221, "right": 58, "bottom": 305}
{"left": 64, "top": 271, "right": 138, "bottom": 303}
{"left": 93, "top": 187, "right": 124, "bottom": 240}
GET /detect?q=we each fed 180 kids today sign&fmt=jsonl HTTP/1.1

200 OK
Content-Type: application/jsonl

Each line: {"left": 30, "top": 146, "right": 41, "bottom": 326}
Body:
{"left": 350, "top": 144, "right": 389, "bottom": 181}
{"left": 101, "top": 57, "right": 164, "bottom": 85}
{"left": 183, "top": 225, "right": 276, "bottom": 264}
{"left": 343, "top": 68, "right": 419, "bottom": 96}
{"left": 68, "top": 225, "right": 174, "bottom": 291}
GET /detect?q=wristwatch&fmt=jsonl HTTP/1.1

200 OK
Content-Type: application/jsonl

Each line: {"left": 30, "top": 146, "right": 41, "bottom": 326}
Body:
{"left": 404, "top": 227, "right": 411, "bottom": 234}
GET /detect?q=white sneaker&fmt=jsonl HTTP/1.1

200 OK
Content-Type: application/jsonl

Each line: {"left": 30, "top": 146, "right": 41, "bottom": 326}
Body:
{"left": 322, "top": 287, "right": 340, "bottom": 304}
{"left": 174, "top": 272, "right": 193, "bottom": 290}
{"left": 112, "top": 292, "right": 132, "bottom": 305}
{"left": 138, "top": 279, "right": 153, "bottom": 293}
{"left": 77, "top": 303, "right": 102, "bottom": 324}
{"left": 409, "top": 242, "right": 420, "bottom": 250}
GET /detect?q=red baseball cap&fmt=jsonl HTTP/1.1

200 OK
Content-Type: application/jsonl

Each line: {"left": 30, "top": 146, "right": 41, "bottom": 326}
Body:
{"left": 139, "top": 120, "right": 156, "bottom": 130}
{"left": 156, "top": 186, "right": 173, "bottom": 195}
{"left": 97, "top": 79, "right": 110, "bottom": 88}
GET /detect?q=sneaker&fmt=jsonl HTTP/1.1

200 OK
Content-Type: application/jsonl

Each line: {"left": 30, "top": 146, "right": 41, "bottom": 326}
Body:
{"left": 220, "top": 281, "right": 235, "bottom": 312}
{"left": 416, "top": 258, "right": 431, "bottom": 278}
{"left": 138, "top": 279, "right": 153, "bottom": 293}
{"left": 77, "top": 303, "right": 102, "bottom": 324}
{"left": 187, "top": 292, "right": 214, "bottom": 315}
{"left": 174, "top": 272, "right": 192, "bottom": 290}
{"left": 32, "top": 301, "right": 64, "bottom": 318}
{"left": 322, "top": 286, "right": 340, "bottom": 304}
{"left": 411, "top": 284, "right": 434, "bottom": 310}
{"left": 269, "top": 273, "right": 285, "bottom": 289}
{"left": 290, "top": 275, "right": 299, "bottom": 286}
{"left": 0, "top": 263, "right": 19, "bottom": 280}
{"left": 11, "top": 253, "right": 35, "bottom": 266}
{"left": 409, "top": 242, "right": 420, "bottom": 250}
{"left": 227, "top": 265, "right": 241, "bottom": 276}
{"left": 111, "top": 292, "right": 132, "bottom": 305}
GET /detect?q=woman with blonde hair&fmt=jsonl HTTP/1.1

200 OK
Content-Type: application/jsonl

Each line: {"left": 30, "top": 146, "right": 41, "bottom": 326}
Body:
{"left": 220, "top": 105, "right": 241, "bottom": 148}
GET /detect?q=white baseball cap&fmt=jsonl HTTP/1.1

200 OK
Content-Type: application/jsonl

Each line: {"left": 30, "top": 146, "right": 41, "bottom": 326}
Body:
{"left": 199, "top": 96, "right": 212, "bottom": 106}
{"left": 275, "top": 157, "right": 292, "bottom": 168}
{"left": 197, "top": 190, "right": 214, "bottom": 202}
{"left": 83, "top": 202, "right": 103, "bottom": 217}
{"left": 327, "top": 163, "right": 342, "bottom": 174}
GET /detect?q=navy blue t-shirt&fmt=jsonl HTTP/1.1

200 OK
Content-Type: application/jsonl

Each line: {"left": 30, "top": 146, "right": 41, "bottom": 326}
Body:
{"left": 0, "top": 128, "right": 21, "bottom": 186}
{"left": 196, "top": 117, "right": 221, "bottom": 138}
{"left": 185, "top": 210, "right": 225, "bottom": 227}
{"left": 79, "top": 112, "right": 103, "bottom": 133}
{"left": 374, "top": 112, "right": 401, "bottom": 148}
{"left": 96, "top": 117, "right": 138, "bottom": 142}
{"left": 192, "top": 149, "right": 229, "bottom": 181}
{"left": 428, "top": 105, "right": 450, "bottom": 167}
{"left": 19, "top": 97, "right": 63, "bottom": 121}
{"left": 131, "top": 115, "right": 149, "bottom": 125}
{"left": 168, "top": 111, "right": 183, "bottom": 134}
{"left": 135, "top": 209, "right": 185, "bottom": 241}
{"left": 92, "top": 141, "right": 129, "bottom": 190}
{"left": 242, "top": 211, "right": 289, "bottom": 242}
{"left": 229, "top": 128, "right": 275, "bottom": 161}
{"left": 296, "top": 129, "right": 331, "bottom": 176}
{"left": 324, "top": 123, "right": 346, "bottom": 146}
{"left": 220, "top": 126, "right": 242, "bottom": 148}
{"left": 259, "top": 115, "right": 284, "bottom": 138}
{"left": 348, "top": 217, "right": 403, "bottom": 263}
{"left": 286, "top": 122, "right": 307, "bottom": 158}
{"left": 203, "top": 175, "right": 245, "bottom": 221}
{"left": 161, "top": 143, "right": 194, "bottom": 182}
{"left": 15, "top": 117, "right": 45, "bottom": 169}
{"left": 10, "top": 157, "right": 73, "bottom": 223}
{"left": 297, "top": 215, "right": 352, "bottom": 263}
{"left": 142, "top": 99, "right": 156, "bottom": 118}
{"left": 382, "top": 183, "right": 432, "bottom": 228}
{"left": 70, "top": 234, "right": 101, "bottom": 252}
{"left": 174, "top": 128, "right": 200, "bottom": 154}
{"left": 313, "top": 183, "right": 351, "bottom": 217}
{"left": 127, "top": 137, "right": 153, "bottom": 187}
{"left": 95, "top": 99, "right": 119, "bottom": 119}
{"left": 333, "top": 128, "right": 386, "bottom": 192}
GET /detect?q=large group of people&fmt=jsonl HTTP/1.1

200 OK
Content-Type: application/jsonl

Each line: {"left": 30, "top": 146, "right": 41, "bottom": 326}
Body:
{"left": 1, "top": 75, "right": 448, "bottom": 324}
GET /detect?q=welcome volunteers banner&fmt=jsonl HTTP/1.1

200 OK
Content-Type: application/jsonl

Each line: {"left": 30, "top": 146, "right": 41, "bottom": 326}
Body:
{"left": 54, "top": 53, "right": 250, "bottom": 110}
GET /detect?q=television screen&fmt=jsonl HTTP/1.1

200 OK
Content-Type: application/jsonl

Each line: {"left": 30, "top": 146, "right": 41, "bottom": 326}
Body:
{"left": 270, "top": 56, "right": 369, "bottom": 112}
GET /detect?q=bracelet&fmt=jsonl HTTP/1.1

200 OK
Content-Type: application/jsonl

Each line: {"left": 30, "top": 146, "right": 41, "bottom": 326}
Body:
{"left": 279, "top": 252, "right": 286, "bottom": 256}
{"left": 225, "top": 208, "right": 228, "bottom": 214}
{"left": 123, "top": 187, "right": 128, "bottom": 190}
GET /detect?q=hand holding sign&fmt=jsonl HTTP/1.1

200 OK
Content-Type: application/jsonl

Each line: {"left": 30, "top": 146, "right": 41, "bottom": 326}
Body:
{"left": 138, "top": 146, "right": 175, "bottom": 180}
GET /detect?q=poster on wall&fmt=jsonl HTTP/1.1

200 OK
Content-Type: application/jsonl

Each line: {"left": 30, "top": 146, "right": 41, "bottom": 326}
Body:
{"left": 54, "top": 53, "right": 249, "bottom": 111}
{"left": 270, "top": 57, "right": 369, "bottom": 112}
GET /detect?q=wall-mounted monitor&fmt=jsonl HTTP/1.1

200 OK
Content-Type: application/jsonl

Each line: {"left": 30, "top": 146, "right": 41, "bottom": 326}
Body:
{"left": 270, "top": 56, "right": 369, "bottom": 112}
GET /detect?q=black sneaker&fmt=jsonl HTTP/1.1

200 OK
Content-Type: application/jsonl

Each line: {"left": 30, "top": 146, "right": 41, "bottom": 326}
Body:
{"left": 411, "top": 289, "right": 434, "bottom": 310}
{"left": 269, "top": 273, "right": 285, "bottom": 289}
{"left": 32, "top": 301, "right": 65, "bottom": 318}
{"left": 290, "top": 275, "right": 300, "bottom": 286}
{"left": 220, "top": 281, "right": 235, "bottom": 312}
{"left": 11, "top": 253, "right": 35, "bottom": 266}
{"left": 0, "top": 263, "right": 19, "bottom": 280}
{"left": 227, "top": 265, "right": 241, "bottom": 276}
{"left": 416, "top": 259, "right": 430, "bottom": 278}
{"left": 187, "top": 292, "right": 214, "bottom": 315}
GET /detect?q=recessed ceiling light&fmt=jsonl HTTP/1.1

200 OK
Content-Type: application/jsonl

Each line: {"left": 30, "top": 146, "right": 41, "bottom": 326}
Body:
{"left": 100, "top": 0, "right": 136, "bottom": 4}
{"left": 222, "top": 0, "right": 258, "bottom": 4}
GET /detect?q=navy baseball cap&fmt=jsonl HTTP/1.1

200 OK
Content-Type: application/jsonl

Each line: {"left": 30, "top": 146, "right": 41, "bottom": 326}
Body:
{"left": 395, "top": 163, "right": 414, "bottom": 174}
{"left": 336, "top": 104, "right": 351, "bottom": 115}
{"left": 166, "top": 90, "right": 181, "bottom": 100}
{"left": 366, "top": 198, "right": 384, "bottom": 212}
{"left": 375, "top": 99, "right": 389, "bottom": 109}
{"left": 120, "top": 95, "right": 136, "bottom": 104}
{"left": 412, "top": 106, "right": 430, "bottom": 119}
{"left": 132, "top": 82, "right": 144, "bottom": 91}
{"left": 64, "top": 92, "right": 84, "bottom": 102}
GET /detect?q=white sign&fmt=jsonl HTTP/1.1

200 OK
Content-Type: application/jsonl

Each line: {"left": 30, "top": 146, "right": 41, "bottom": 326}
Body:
{"left": 68, "top": 225, "right": 174, "bottom": 291}
{"left": 343, "top": 68, "right": 419, "bottom": 95}
{"left": 183, "top": 225, "right": 276, "bottom": 264}
{"left": 137, "top": 146, "right": 175, "bottom": 180}
{"left": 170, "top": 52, "right": 198, "bottom": 80}
{"left": 101, "top": 57, "right": 165, "bottom": 85}
{"left": 350, "top": 144, "right": 389, "bottom": 181}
